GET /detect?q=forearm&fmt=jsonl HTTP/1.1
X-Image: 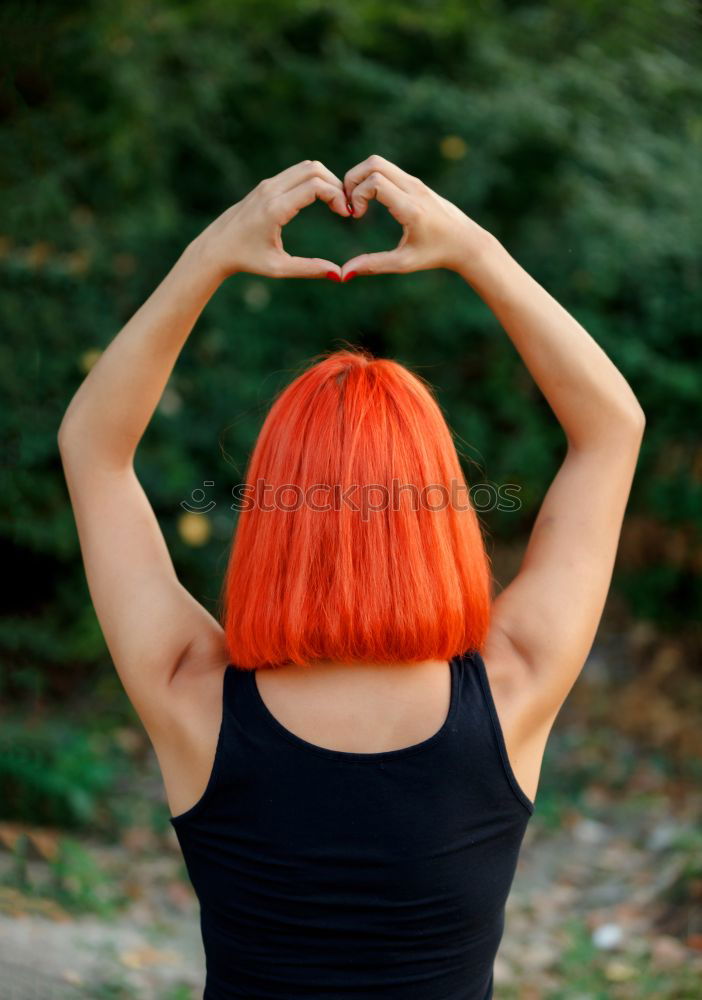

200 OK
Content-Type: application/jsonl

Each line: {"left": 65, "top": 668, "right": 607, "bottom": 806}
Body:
{"left": 457, "top": 234, "right": 645, "bottom": 451}
{"left": 58, "top": 236, "right": 223, "bottom": 467}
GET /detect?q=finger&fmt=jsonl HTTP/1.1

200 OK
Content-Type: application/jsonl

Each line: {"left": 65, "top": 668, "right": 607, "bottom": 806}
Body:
{"left": 279, "top": 254, "right": 342, "bottom": 280}
{"left": 340, "top": 248, "right": 414, "bottom": 280}
{"left": 344, "top": 154, "right": 418, "bottom": 203}
{"left": 346, "top": 171, "right": 417, "bottom": 223}
{"left": 266, "top": 159, "right": 345, "bottom": 198}
{"left": 269, "top": 176, "right": 351, "bottom": 223}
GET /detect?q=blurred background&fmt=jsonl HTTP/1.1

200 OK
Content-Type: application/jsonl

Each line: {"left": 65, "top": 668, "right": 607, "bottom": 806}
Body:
{"left": 1, "top": 0, "right": 701, "bottom": 996}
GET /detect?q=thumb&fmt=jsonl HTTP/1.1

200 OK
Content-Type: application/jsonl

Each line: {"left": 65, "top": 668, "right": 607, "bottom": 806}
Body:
{"left": 340, "top": 249, "right": 413, "bottom": 281}
{"left": 281, "top": 255, "right": 342, "bottom": 280}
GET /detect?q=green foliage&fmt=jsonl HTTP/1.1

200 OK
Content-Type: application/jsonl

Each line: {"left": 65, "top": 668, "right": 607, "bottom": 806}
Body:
{"left": 1, "top": 0, "right": 700, "bottom": 687}
{"left": 0, "top": 719, "right": 127, "bottom": 827}
{"left": 47, "top": 836, "right": 127, "bottom": 916}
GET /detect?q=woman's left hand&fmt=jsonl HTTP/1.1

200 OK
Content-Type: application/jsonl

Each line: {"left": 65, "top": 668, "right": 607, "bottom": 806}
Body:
{"left": 198, "top": 160, "right": 351, "bottom": 281}
{"left": 340, "top": 154, "right": 493, "bottom": 281}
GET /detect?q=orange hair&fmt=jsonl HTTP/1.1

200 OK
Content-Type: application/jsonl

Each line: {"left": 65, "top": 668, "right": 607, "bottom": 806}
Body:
{"left": 221, "top": 348, "right": 492, "bottom": 668}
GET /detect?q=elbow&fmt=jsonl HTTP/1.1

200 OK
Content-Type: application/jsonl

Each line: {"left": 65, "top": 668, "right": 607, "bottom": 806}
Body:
{"left": 568, "top": 397, "right": 645, "bottom": 456}
{"left": 57, "top": 405, "right": 85, "bottom": 462}
{"left": 58, "top": 409, "right": 133, "bottom": 472}
{"left": 611, "top": 380, "right": 645, "bottom": 441}
{"left": 58, "top": 393, "right": 76, "bottom": 450}
{"left": 58, "top": 388, "right": 94, "bottom": 457}
{"left": 610, "top": 398, "right": 646, "bottom": 449}
{"left": 627, "top": 399, "right": 646, "bottom": 439}
{"left": 57, "top": 414, "right": 69, "bottom": 454}
{"left": 610, "top": 398, "right": 646, "bottom": 454}
{"left": 57, "top": 417, "right": 76, "bottom": 463}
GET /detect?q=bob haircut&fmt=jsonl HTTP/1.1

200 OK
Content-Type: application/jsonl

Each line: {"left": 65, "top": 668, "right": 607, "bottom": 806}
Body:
{"left": 222, "top": 348, "right": 492, "bottom": 669}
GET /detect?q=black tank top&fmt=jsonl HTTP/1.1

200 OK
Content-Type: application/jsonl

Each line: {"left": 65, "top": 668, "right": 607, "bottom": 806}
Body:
{"left": 169, "top": 650, "right": 535, "bottom": 999}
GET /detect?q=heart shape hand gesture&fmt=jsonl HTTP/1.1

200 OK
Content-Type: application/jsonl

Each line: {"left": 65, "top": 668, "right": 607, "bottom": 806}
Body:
{"left": 199, "top": 155, "right": 492, "bottom": 283}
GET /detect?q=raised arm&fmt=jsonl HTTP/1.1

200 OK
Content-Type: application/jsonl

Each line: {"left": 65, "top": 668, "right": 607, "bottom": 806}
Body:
{"left": 341, "top": 155, "right": 645, "bottom": 729}
{"left": 58, "top": 161, "right": 351, "bottom": 735}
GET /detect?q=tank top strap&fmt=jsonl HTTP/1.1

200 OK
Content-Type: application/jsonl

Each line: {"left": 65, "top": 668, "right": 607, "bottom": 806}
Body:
{"left": 224, "top": 661, "right": 290, "bottom": 758}
{"left": 454, "top": 649, "right": 535, "bottom": 816}
{"left": 225, "top": 662, "right": 255, "bottom": 721}
{"left": 201, "top": 663, "right": 272, "bottom": 781}
{"left": 222, "top": 654, "right": 533, "bottom": 817}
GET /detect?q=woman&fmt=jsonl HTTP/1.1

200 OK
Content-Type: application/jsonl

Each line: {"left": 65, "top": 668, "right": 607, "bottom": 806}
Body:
{"left": 58, "top": 155, "right": 645, "bottom": 999}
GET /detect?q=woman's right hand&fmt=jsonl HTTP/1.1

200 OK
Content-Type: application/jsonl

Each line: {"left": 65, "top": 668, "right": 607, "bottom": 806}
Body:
{"left": 198, "top": 160, "right": 351, "bottom": 281}
{"left": 340, "top": 154, "right": 494, "bottom": 280}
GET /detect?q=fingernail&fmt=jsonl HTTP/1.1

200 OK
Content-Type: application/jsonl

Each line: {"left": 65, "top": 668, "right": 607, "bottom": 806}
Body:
{"left": 343, "top": 271, "right": 358, "bottom": 282}
{"left": 346, "top": 202, "right": 355, "bottom": 216}
{"left": 326, "top": 271, "right": 342, "bottom": 282}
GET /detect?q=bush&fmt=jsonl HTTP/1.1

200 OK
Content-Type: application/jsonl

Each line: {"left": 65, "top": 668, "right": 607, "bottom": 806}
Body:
{"left": 2, "top": 0, "right": 700, "bottom": 693}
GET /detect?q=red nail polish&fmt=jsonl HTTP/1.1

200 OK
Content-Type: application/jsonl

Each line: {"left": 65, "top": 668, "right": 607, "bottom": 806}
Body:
{"left": 346, "top": 202, "right": 355, "bottom": 216}
{"left": 326, "top": 271, "right": 341, "bottom": 282}
{"left": 343, "top": 271, "right": 358, "bottom": 282}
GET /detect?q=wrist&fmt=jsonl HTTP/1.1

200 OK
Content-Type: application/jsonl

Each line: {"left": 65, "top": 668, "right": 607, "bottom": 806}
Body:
{"left": 449, "top": 226, "right": 501, "bottom": 276}
{"left": 452, "top": 229, "right": 513, "bottom": 294}
{"left": 185, "top": 230, "right": 238, "bottom": 285}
